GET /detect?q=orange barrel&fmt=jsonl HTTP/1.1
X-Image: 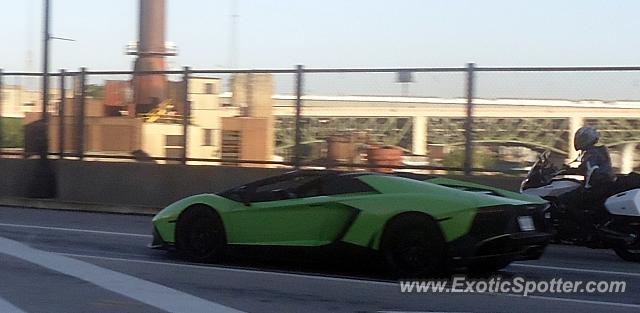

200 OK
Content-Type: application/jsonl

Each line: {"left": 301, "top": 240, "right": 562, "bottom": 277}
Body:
{"left": 367, "top": 145, "right": 403, "bottom": 173}
{"left": 327, "top": 135, "right": 355, "bottom": 164}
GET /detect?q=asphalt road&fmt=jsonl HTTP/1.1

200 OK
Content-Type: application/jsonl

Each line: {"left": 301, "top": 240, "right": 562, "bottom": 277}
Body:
{"left": 0, "top": 206, "right": 638, "bottom": 313}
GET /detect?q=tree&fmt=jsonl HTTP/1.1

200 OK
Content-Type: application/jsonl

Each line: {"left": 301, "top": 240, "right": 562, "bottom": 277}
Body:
{"left": 86, "top": 84, "right": 105, "bottom": 99}
{"left": 0, "top": 117, "right": 25, "bottom": 148}
{"left": 441, "top": 148, "right": 496, "bottom": 169}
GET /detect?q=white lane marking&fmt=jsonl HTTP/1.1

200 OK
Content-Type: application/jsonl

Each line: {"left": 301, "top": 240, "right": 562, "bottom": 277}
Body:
{"left": 5, "top": 222, "right": 635, "bottom": 278}
{"left": 59, "top": 252, "right": 400, "bottom": 287}
{"left": 0, "top": 237, "right": 244, "bottom": 313}
{"left": 0, "top": 222, "right": 152, "bottom": 238}
{"left": 59, "top": 252, "right": 640, "bottom": 309}
{"left": 4, "top": 224, "right": 637, "bottom": 278}
{"left": 511, "top": 263, "right": 640, "bottom": 278}
{"left": 0, "top": 296, "right": 27, "bottom": 313}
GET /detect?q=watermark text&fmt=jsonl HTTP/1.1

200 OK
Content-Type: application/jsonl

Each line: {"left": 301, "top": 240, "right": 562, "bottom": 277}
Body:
{"left": 400, "top": 276, "right": 627, "bottom": 296}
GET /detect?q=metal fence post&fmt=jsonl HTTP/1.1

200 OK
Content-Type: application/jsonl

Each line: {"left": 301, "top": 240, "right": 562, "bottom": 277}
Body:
{"left": 293, "top": 64, "right": 304, "bottom": 168}
{"left": 59, "top": 69, "right": 65, "bottom": 159}
{"left": 182, "top": 66, "right": 191, "bottom": 165}
{"left": 41, "top": 0, "right": 50, "bottom": 160}
{"left": 463, "top": 62, "right": 476, "bottom": 175}
{"left": 0, "top": 68, "right": 3, "bottom": 157}
{"left": 77, "top": 67, "right": 86, "bottom": 160}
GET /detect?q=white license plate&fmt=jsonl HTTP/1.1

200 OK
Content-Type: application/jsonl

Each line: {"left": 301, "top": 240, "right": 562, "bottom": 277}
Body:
{"left": 517, "top": 216, "right": 535, "bottom": 231}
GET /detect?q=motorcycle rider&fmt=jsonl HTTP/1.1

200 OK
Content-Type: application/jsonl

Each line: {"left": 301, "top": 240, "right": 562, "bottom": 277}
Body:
{"left": 559, "top": 126, "right": 616, "bottom": 240}
{"left": 565, "top": 126, "right": 616, "bottom": 186}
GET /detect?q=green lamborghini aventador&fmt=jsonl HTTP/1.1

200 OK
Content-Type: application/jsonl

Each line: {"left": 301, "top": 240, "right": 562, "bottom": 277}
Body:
{"left": 150, "top": 171, "right": 551, "bottom": 276}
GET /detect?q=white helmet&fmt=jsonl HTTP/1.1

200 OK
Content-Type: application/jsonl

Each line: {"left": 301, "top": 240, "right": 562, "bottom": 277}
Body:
{"left": 574, "top": 126, "right": 599, "bottom": 151}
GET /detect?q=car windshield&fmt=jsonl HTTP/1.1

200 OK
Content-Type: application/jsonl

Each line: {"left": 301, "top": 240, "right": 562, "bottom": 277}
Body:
{"left": 218, "top": 171, "right": 333, "bottom": 201}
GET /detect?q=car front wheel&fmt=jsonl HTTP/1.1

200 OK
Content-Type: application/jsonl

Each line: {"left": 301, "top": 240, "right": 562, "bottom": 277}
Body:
{"left": 175, "top": 206, "right": 226, "bottom": 263}
{"left": 468, "top": 260, "right": 512, "bottom": 273}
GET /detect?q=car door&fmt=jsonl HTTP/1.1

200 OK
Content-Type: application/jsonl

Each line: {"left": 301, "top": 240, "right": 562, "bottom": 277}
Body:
{"left": 223, "top": 176, "right": 362, "bottom": 246}
{"left": 242, "top": 196, "right": 357, "bottom": 246}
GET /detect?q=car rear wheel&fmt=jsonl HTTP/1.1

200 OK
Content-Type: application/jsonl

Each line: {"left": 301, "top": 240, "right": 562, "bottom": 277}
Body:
{"left": 176, "top": 206, "right": 226, "bottom": 263}
{"left": 613, "top": 246, "right": 640, "bottom": 262}
{"left": 381, "top": 214, "right": 446, "bottom": 278}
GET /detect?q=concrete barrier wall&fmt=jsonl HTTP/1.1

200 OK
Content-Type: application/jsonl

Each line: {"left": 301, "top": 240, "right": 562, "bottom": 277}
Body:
{"left": 1, "top": 159, "right": 524, "bottom": 208}
{"left": 56, "top": 161, "right": 289, "bottom": 207}
{"left": 0, "top": 158, "right": 39, "bottom": 198}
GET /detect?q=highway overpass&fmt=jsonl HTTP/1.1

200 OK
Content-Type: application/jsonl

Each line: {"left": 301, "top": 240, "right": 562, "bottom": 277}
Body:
{"left": 266, "top": 95, "right": 640, "bottom": 172}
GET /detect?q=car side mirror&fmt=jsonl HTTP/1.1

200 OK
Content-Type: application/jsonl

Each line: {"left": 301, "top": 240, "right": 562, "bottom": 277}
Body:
{"left": 238, "top": 187, "right": 252, "bottom": 206}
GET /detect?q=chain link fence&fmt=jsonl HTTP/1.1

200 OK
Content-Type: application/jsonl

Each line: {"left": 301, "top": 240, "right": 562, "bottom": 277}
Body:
{"left": 2, "top": 65, "right": 640, "bottom": 175}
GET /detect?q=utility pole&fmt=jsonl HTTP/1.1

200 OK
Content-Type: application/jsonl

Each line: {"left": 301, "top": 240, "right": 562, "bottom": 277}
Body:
{"left": 229, "top": 0, "right": 239, "bottom": 68}
{"left": 30, "top": 0, "right": 56, "bottom": 199}
{"left": 27, "top": 0, "right": 35, "bottom": 89}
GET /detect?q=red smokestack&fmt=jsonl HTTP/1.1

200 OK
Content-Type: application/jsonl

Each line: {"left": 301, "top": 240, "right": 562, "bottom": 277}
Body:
{"left": 131, "top": 0, "right": 172, "bottom": 115}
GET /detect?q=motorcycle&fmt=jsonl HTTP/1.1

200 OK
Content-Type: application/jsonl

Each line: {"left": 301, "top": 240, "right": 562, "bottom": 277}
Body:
{"left": 520, "top": 150, "right": 640, "bottom": 262}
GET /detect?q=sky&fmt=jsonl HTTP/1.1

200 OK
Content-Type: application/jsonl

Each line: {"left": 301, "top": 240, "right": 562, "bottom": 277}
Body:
{"left": 1, "top": 0, "right": 640, "bottom": 99}
{"left": 2, "top": 0, "right": 640, "bottom": 71}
